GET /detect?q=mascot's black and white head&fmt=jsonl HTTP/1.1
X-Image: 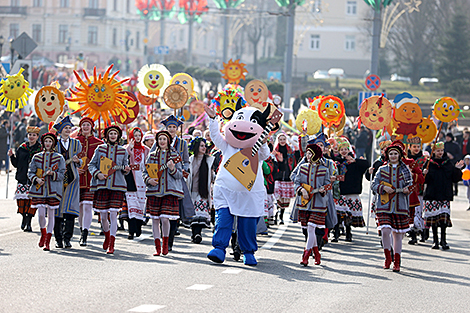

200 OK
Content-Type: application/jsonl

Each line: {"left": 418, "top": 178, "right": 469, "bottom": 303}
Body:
{"left": 223, "top": 104, "right": 270, "bottom": 149}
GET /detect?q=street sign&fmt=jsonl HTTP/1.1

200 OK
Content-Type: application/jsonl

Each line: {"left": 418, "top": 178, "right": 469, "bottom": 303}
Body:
{"left": 154, "top": 46, "right": 169, "bottom": 55}
{"left": 358, "top": 91, "right": 386, "bottom": 109}
{"left": 365, "top": 74, "right": 381, "bottom": 91}
{"left": 11, "top": 32, "right": 37, "bottom": 59}
{"left": 209, "top": 49, "right": 217, "bottom": 57}
{"left": 267, "top": 71, "right": 282, "bottom": 81}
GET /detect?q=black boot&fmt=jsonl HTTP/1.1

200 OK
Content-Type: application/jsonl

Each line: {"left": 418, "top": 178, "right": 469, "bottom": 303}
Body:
{"left": 191, "top": 225, "right": 202, "bottom": 244}
{"left": 63, "top": 215, "right": 75, "bottom": 248}
{"left": 20, "top": 213, "right": 26, "bottom": 230}
{"left": 440, "top": 226, "right": 449, "bottom": 250}
{"left": 302, "top": 228, "right": 308, "bottom": 242}
{"left": 431, "top": 226, "right": 439, "bottom": 249}
{"left": 345, "top": 225, "right": 352, "bottom": 242}
{"left": 231, "top": 232, "right": 241, "bottom": 261}
{"left": 332, "top": 224, "right": 340, "bottom": 242}
{"left": 279, "top": 208, "right": 285, "bottom": 225}
{"left": 128, "top": 218, "right": 136, "bottom": 240}
{"left": 168, "top": 220, "right": 178, "bottom": 251}
{"left": 54, "top": 217, "right": 64, "bottom": 248}
{"left": 117, "top": 218, "right": 125, "bottom": 231}
{"left": 24, "top": 214, "right": 33, "bottom": 232}
{"left": 408, "top": 230, "right": 417, "bottom": 245}
{"left": 135, "top": 219, "right": 142, "bottom": 237}
{"left": 420, "top": 228, "right": 429, "bottom": 242}
{"left": 79, "top": 229, "right": 88, "bottom": 246}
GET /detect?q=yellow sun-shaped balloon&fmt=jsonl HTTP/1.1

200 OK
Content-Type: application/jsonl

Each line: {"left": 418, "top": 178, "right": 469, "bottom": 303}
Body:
{"left": 137, "top": 64, "right": 171, "bottom": 97}
{"left": 170, "top": 73, "right": 197, "bottom": 99}
{"left": 67, "top": 65, "right": 129, "bottom": 126}
{"left": 0, "top": 68, "right": 34, "bottom": 112}
{"left": 220, "top": 59, "right": 248, "bottom": 84}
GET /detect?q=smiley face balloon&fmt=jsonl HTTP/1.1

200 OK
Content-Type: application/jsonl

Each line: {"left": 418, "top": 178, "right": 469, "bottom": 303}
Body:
{"left": 433, "top": 97, "right": 460, "bottom": 123}
{"left": 392, "top": 92, "right": 422, "bottom": 138}
{"left": 416, "top": 115, "right": 437, "bottom": 144}
{"left": 170, "top": 73, "right": 197, "bottom": 99}
{"left": 137, "top": 64, "right": 171, "bottom": 97}
{"left": 317, "top": 95, "right": 345, "bottom": 127}
{"left": 359, "top": 95, "right": 392, "bottom": 130}
{"left": 34, "top": 86, "right": 65, "bottom": 123}
{"left": 213, "top": 87, "right": 246, "bottom": 120}
{"left": 0, "top": 68, "right": 34, "bottom": 112}
{"left": 244, "top": 80, "right": 269, "bottom": 111}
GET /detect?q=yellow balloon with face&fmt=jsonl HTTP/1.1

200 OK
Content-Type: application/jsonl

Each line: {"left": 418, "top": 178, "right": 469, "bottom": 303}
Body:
{"left": 416, "top": 115, "right": 437, "bottom": 144}
{"left": 433, "top": 97, "right": 460, "bottom": 123}
{"left": 170, "top": 73, "right": 195, "bottom": 98}
{"left": 0, "top": 68, "right": 33, "bottom": 112}
{"left": 137, "top": 64, "right": 171, "bottom": 97}
{"left": 87, "top": 82, "right": 116, "bottom": 113}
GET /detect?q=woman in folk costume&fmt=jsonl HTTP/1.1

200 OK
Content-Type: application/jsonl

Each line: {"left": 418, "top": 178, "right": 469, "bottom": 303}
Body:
{"left": 407, "top": 141, "right": 428, "bottom": 242}
{"left": 273, "top": 132, "right": 297, "bottom": 225}
{"left": 28, "top": 133, "right": 66, "bottom": 251}
{"left": 143, "top": 130, "right": 184, "bottom": 256}
{"left": 333, "top": 137, "right": 370, "bottom": 242}
{"left": 8, "top": 126, "right": 42, "bottom": 232}
{"left": 76, "top": 117, "right": 103, "bottom": 246}
{"left": 88, "top": 125, "right": 130, "bottom": 254}
{"left": 293, "top": 143, "right": 331, "bottom": 266}
{"left": 371, "top": 141, "right": 413, "bottom": 272}
{"left": 422, "top": 142, "right": 464, "bottom": 250}
{"left": 186, "top": 137, "right": 214, "bottom": 244}
{"left": 125, "top": 127, "right": 150, "bottom": 239}
{"left": 53, "top": 114, "right": 83, "bottom": 249}
{"left": 365, "top": 140, "right": 392, "bottom": 238}
{"left": 142, "top": 131, "right": 155, "bottom": 149}
{"left": 151, "top": 115, "right": 193, "bottom": 251}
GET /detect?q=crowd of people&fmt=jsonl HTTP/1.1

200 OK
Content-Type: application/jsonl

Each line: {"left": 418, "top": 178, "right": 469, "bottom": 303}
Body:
{"left": 2, "top": 98, "right": 469, "bottom": 272}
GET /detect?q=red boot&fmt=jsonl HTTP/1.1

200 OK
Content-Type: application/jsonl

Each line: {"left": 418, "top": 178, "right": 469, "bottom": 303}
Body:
{"left": 312, "top": 246, "right": 321, "bottom": 265}
{"left": 107, "top": 236, "right": 115, "bottom": 254}
{"left": 300, "top": 249, "right": 311, "bottom": 266}
{"left": 383, "top": 249, "right": 392, "bottom": 269}
{"left": 153, "top": 238, "right": 161, "bottom": 256}
{"left": 38, "top": 228, "right": 47, "bottom": 248}
{"left": 162, "top": 237, "right": 169, "bottom": 255}
{"left": 103, "top": 231, "right": 110, "bottom": 250}
{"left": 393, "top": 253, "right": 401, "bottom": 272}
{"left": 43, "top": 233, "right": 52, "bottom": 251}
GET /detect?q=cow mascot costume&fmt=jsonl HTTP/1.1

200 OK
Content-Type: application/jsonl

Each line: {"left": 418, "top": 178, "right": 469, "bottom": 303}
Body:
{"left": 204, "top": 101, "right": 280, "bottom": 266}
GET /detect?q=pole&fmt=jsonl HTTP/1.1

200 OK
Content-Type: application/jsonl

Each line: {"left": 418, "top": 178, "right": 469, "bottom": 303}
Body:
{"left": 159, "top": 16, "right": 166, "bottom": 64}
{"left": 282, "top": 0, "right": 295, "bottom": 122}
{"left": 187, "top": 16, "right": 194, "bottom": 66}
{"left": 366, "top": 129, "right": 377, "bottom": 234}
{"left": 370, "top": 6, "right": 381, "bottom": 75}
{"left": 6, "top": 114, "right": 13, "bottom": 198}
{"left": 222, "top": 8, "right": 229, "bottom": 64}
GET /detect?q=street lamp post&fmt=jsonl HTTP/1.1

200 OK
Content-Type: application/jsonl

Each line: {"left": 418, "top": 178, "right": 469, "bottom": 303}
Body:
{"left": 0, "top": 36, "right": 4, "bottom": 58}
{"left": 10, "top": 38, "right": 14, "bottom": 68}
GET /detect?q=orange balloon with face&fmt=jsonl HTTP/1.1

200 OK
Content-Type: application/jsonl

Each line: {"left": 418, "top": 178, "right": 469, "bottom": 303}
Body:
{"left": 359, "top": 95, "right": 392, "bottom": 130}
{"left": 433, "top": 97, "right": 460, "bottom": 123}
{"left": 244, "top": 80, "right": 269, "bottom": 111}
{"left": 416, "top": 115, "right": 437, "bottom": 144}
{"left": 393, "top": 99, "right": 422, "bottom": 138}
{"left": 35, "top": 86, "right": 65, "bottom": 123}
{"left": 317, "top": 95, "right": 345, "bottom": 127}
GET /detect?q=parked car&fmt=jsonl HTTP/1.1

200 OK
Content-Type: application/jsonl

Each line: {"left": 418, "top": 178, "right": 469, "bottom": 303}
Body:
{"left": 419, "top": 77, "right": 439, "bottom": 86}
{"left": 313, "top": 70, "right": 329, "bottom": 79}
{"left": 328, "top": 68, "right": 345, "bottom": 78}
{"left": 390, "top": 73, "right": 411, "bottom": 82}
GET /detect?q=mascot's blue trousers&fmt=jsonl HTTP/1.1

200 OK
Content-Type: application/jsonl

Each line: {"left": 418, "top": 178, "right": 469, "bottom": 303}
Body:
{"left": 207, "top": 207, "right": 259, "bottom": 266}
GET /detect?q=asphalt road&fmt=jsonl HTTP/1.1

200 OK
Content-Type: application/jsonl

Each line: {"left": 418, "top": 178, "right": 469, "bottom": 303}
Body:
{"left": 1, "top": 171, "right": 470, "bottom": 313}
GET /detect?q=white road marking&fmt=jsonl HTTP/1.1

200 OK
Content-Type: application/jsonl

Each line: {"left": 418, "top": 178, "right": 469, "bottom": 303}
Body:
{"left": 186, "top": 284, "right": 213, "bottom": 290}
{"left": 261, "top": 220, "right": 290, "bottom": 250}
{"left": 128, "top": 304, "right": 166, "bottom": 312}
{"left": 222, "top": 269, "right": 242, "bottom": 274}
{"left": 0, "top": 229, "right": 22, "bottom": 238}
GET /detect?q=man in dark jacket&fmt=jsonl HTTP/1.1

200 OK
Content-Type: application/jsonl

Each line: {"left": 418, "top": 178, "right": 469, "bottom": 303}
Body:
{"left": 0, "top": 120, "right": 10, "bottom": 173}
{"left": 445, "top": 132, "right": 462, "bottom": 195}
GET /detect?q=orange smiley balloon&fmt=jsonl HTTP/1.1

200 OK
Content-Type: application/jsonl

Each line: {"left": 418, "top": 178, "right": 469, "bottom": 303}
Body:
{"left": 359, "top": 95, "right": 392, "bottom": 130}
{"left": 433, "top": 97, "right": 460, "bottom": 123}
{"left": 317, "top": 95, "right": 345, "bottom": 127}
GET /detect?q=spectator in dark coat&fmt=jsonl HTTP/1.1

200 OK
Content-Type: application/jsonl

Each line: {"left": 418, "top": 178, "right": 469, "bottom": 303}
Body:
{"left": 292, "top": 94, "right": 301, "bottom": 119}
{"left": 445, "top": 132, "right": 462, "bottom": 195}
{"left": 0, "top": 120, "right": 10, "bottom": 173}
{"left": 355, "top": 126, "right": 369, "bottom": 159}
{"left": 462, "top": 131, "right": 470, "bottom": 157}
{"left": 13, "top": 118, "right": 27, "bottom": 148}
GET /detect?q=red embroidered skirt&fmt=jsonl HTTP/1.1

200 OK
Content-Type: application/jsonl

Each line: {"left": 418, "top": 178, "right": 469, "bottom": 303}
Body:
{"left": 146, "top": 195, "right": 179, "bottom": 219}
{"left": 17, "top": 199, "right": 35, "bottom": 215}
{"left": 93, "top": 189, "right": 125, "bottom": 211}
{"left": 31, "top": 197, "right": 61, "bottom": 207}
{"left": 80, "top": 189, "right": 94, "bottom": 202}
{"left": 377, "top": 213, "right": 410, "bottom": 232}
{"left": 299, "top": 210, "right": 326, "bottom": 227}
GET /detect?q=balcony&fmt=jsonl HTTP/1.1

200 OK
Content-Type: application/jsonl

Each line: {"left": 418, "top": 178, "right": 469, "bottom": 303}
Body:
{"left": 0, "top": 6, "right": 27, "bottom": 15}
{"left": 83, "top": 8, "right": 106, "bottom": 17}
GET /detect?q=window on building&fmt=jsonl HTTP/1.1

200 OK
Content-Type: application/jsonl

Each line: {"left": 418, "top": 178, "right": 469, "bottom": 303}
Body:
{"left": 59, "top": 25, "right": 68, "bottom": 43}
{"left": 60, "top": 0, "right": 70, "bottom": 7}
{"left": 179, "top": 29, "right": 184, "bottom": 43}
{"left": 170, "top": 31, "right": 176, "bottom": 44}
{"left": 32, "top": 24, "right": 42, "bottom": 42}
{"left": 89, "top": 0, "right": 99, "bottom": 8}
{"left": 113, "top": 0, "right": 118, "bottom": 11}
{"left": 310, "top": 34, "right": 320, "bottom": 50}
{"left": 10, "top": 23, "right": 19, "bottom": 39}
{"left": 136, "top": 31, "right": 140, "bottom": 49}
{"left": 312, "top": 0, "right": 322, "bottom": 13}
{"left": 346, "top": 1, "right": 357, "bottom": 15}
{"left": 33, "top": 0, "right": 43, "bottom": 7}
{"left": 10, "top": 0, "right": 20, "bottom": 6}
{"left": 345, "top": 35, "right": 356, "bottom": 51}
{"left": 88, "top": 26, "right": 98, "bottom": 45}
{"left": 112, "top": 28, "right": 117, "bottom": 46}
